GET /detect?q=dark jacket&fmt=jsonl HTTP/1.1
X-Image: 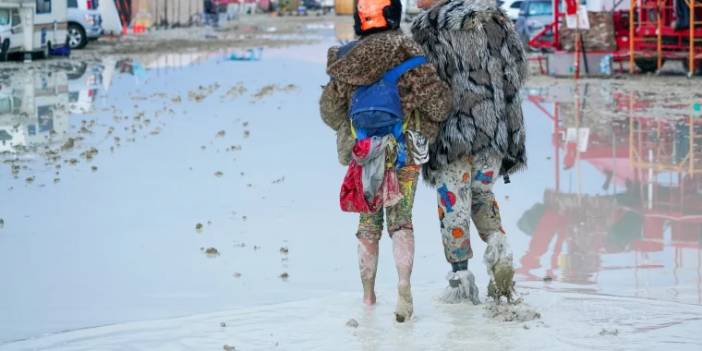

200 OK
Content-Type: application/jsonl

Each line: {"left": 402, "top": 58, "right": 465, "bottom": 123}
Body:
{"left": 411, "top": 0, "right": 528, "bottom": 185}
{"left": 319, "top": 30, "right": 452, "bottom": 165}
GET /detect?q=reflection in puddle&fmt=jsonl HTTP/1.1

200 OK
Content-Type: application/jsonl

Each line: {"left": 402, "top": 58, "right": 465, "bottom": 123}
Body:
{"left": 0, "top": 47, "right": 272, "bottom": 180}
{"left": 521, "top": 82, "right": 702, "bottom": 304}
{"left": 0, "top": 70, "right": 70, "bottom": 155}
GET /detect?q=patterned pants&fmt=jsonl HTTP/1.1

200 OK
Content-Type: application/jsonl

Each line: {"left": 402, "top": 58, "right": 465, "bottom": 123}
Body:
{"left": 357, "top": 165, "right": 421, "bottom": 241}
{"left": 436, "top": 154, "right": 505, "bottom": 263}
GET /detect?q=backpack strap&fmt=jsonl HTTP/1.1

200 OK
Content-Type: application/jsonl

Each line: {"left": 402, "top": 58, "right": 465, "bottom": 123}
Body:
{"left": 383, "top": 56, "right": 428, "bottom": 84}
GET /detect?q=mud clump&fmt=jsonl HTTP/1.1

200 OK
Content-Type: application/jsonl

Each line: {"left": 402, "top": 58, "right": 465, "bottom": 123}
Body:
{"left": 80, "top": 147, "right": 99, "bottom": 161}
{"left": 279, "top": 272, "right": 289, "bottom": 280}
{"left": 484, "top": 302, "right": 541, "bottom": 322}
{"left": 250, "top": 84, "right": 298, "bottom": 102}
{"left": 188, "top": 84, "right": 220, "bottom": 102}
{"left": 345, "top": 318, "right": 359, "bottom": 328}
{"left": 204, "top": 247, "right": 220, "bottom": 257}
{"left": 279, "top": 246, "right": 289, "bottom": 254}
{"left": 272, "top": 176, "right": 285, "bottom": 184}
{"left": 223, "top": 83, "right": 247, "bottom": 99}
{"left": 599, "top": 328, "right": 619, "bottom": 336}
{"left": 61, "top": 138, "right": 76, "bottom": 151}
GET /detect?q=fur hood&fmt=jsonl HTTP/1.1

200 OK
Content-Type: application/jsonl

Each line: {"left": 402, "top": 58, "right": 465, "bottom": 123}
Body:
{"left": 326, "top": 30, "right": 425, "bottom": 86}
{"left": 411, "top": 0, "right": 528, "bottom": 184}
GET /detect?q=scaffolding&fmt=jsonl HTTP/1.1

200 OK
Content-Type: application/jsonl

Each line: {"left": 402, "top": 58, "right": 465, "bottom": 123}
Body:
{"left": 529, "top": 0, "right": 702, "bottom": 76}
{"left": 627, "top": 0, "right": 702, "bottom": 76}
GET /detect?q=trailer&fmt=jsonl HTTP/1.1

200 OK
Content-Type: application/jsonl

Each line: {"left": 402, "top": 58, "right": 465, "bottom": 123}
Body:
{"left": 529, "top": 0, "right": 702, "bottom": 77}
{"left": 0, "top": 0, "right": 69, "bottom": 61}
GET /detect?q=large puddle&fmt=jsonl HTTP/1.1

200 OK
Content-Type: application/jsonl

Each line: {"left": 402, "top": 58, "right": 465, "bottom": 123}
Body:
{"left": 1, "top": 24, "right": 701, "bottom": 347}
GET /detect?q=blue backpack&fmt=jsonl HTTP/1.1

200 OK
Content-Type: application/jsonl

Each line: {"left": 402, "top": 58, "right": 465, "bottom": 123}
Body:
{"left": 348, "top": 56, "right": 427, "bottom": 167}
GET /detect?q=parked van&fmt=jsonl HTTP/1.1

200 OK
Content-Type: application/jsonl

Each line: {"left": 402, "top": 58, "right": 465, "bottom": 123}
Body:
{"left": 0, "top": 0, "right": 69, "bottom": 61}
{"left": 67, "top": 0, "right": 103, "bottom": 49}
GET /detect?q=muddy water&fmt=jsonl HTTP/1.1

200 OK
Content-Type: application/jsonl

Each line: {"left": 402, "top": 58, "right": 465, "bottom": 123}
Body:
{"left": 520, "top": 80, "right": 702, "bottom": 306}
{"left": 1, "top": 27, "right": 701, "bottom": 345}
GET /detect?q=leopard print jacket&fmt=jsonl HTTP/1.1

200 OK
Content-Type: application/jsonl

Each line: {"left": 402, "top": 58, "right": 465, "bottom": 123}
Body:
{"left": 319, "top": 30, "right": 451, "bottom": 166}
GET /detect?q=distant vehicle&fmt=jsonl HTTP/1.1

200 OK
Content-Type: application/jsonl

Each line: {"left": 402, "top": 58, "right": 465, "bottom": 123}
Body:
{"left": 320, "top": 0, "right": 333, "bottom": 14}
{"left": 67, "top": 0, "right": 103, "bottom": 49}
{"left": 403, "top": 0, "right": 420, "bottom": 20}
{"left": 0, "top": 0, "right": 70, "bottom": 61}
{"left": 302, "top": 0, "right": 321, "bottom": 11}
{"left": 498, "top": 0, "right": 523, "bottom": 22}
{"left": 515, "top": 0, "right": 552, "bottom": 46}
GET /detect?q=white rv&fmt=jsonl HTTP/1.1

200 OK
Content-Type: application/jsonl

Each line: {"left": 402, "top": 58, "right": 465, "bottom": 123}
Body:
{"left": 0, "top": 0, "right": 69, "bottom": 61}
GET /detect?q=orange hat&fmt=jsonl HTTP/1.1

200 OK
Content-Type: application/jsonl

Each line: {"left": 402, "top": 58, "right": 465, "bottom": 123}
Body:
{"left": 356, "top": 0, "right": 391, "bottom": 32}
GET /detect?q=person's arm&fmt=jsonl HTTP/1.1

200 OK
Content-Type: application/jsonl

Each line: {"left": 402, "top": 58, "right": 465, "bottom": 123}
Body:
{"left": 319, "top": 79, "right": 350, "bottom": 132}
{"left": 399, "top": 63, "right": 451, "bottom": 124}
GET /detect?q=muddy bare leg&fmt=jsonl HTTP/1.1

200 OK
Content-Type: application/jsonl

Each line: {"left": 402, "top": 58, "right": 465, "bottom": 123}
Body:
{"left": 358, "top": 237, "right": 379, "bottom": 305}
{"left": 391, "top": 229, "right": 414, "bottom": 322}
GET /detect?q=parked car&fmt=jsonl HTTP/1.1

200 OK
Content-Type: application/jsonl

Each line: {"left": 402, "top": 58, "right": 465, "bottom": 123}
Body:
{"left": 515, "top": 0, "right": 553, "bottom": 46}
{"left": 498, "top": 0, "right": 524, "bottom": 22}
{"left": 404, "top": 0, "right": 421, "bottom": 20}
{"left": 0, "top": 0, "right": 69, "bottom": 61}
{"left": 320, "top": 0, "right": 333, "bottom": 14}
{"left": 302, "top": 0, "right": 322, "bottom": 10}
{"left": 67, "top": 0, "right": 103, "bottom": 49}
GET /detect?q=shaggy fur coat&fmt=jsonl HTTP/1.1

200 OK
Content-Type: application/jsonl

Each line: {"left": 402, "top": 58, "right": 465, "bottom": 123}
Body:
{"left": 320, "top": 30, "right": 451, "bottom": 165}
{"left": 411, "top": 0, "right": 528, "bottom": 185}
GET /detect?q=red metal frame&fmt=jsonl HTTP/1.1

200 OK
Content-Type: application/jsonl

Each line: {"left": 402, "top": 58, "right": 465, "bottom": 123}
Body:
{"left": 529, "top": 0, "right": 702, "bottom": 71}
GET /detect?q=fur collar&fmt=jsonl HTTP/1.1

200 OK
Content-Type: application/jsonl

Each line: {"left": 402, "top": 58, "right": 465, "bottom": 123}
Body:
{"left": 325, "top": 30, "right": 423, "bottom": 86}
{"left": 412, "top": 0, "right": 502, "bottom": 32}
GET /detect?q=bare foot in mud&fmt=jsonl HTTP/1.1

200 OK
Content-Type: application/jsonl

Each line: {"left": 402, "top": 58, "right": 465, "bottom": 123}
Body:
{"left": 363, "top": 292, "right": 376, "bottom": 305}
{"left": 394, "top": 284, "right": 413, "bottom": 323}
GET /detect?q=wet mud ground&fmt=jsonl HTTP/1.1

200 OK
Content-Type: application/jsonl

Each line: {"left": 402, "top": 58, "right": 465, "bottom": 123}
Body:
{"left": 1, "top": 15, "right": 702, "bottom": 350}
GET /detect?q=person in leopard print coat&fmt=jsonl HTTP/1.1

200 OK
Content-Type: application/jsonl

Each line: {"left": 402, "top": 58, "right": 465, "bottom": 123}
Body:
{"left": 411, "top": 0, "right": 528, "bottom": 303}
{"left": 319, "top": 0, "right": 451, "bottom": 323}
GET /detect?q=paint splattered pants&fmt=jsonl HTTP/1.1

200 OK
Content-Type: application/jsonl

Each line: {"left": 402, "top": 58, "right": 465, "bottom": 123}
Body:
{"left": 357, "top": 165, "right": 420, "bottom": 241}
{"left": 436, "top": 154, "right": 504, "bottom": 263}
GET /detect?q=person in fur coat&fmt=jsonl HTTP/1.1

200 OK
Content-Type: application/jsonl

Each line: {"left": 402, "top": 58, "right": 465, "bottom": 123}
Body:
{"left": 320, "top": 0, "right": 451, "bottom": 321}
{"left": 411, "top": 0, "right": 528, "bottom": 303}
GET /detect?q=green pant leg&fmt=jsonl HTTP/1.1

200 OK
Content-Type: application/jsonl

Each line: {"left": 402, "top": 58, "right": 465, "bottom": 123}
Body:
{"left": 386, "top": 165, "right": 420, "bottom": 235}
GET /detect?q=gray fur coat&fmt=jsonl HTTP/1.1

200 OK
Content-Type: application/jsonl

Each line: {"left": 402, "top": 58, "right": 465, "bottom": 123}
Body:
{"left": 411, "top": 0, "right": 528, "bottom": 185}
